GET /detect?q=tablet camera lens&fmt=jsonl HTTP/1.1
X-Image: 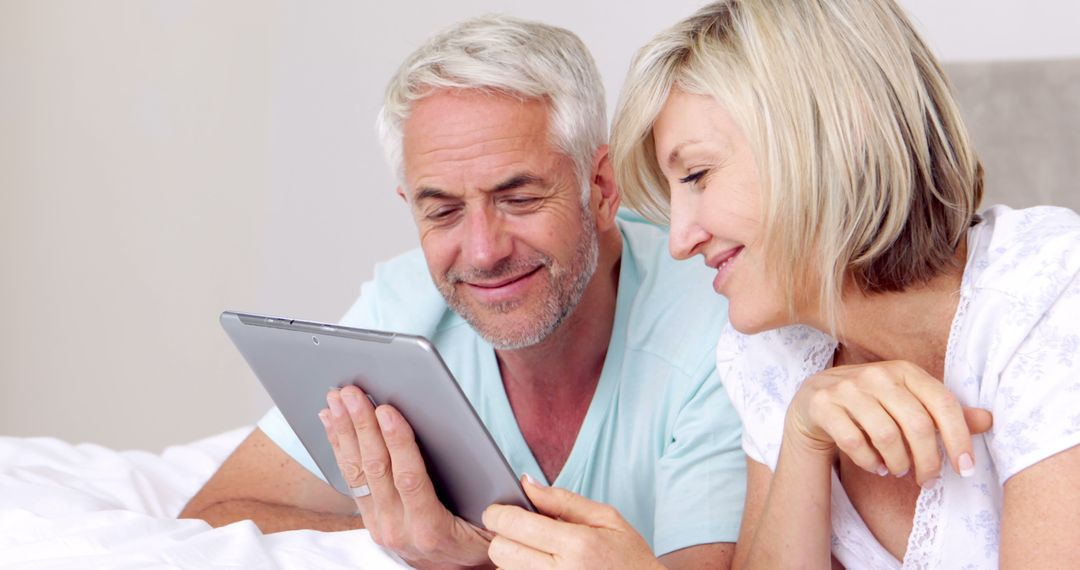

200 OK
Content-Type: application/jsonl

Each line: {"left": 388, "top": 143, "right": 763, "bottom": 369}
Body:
{"left": 312, "top": 336, "right": 320, "bottom": 346}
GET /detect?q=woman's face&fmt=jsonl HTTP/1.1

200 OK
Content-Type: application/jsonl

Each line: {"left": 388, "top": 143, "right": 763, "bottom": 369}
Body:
{"left": 652, "top": 90, "right": 791, "bottom": 334}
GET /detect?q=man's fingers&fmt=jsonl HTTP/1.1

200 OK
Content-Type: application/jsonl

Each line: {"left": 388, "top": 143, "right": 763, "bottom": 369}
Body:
{"left": 324, "top": 392, "right": 368, "bottom": 491}
{"left": 376, "top": 404, "right": 446, "bottom": 520}
{"left": 964, "top": 407, "right": 993, "bottom": 435}
{"left": 338, "top": 386, "right": 402, "bottom": 521}
{"left": 488, "top": 533, "right": 555, "bottom": 570}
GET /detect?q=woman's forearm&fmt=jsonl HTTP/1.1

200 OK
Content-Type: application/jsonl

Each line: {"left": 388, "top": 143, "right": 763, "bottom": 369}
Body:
{"left": 742, "top": 432, "right": 835, "bottom": 570}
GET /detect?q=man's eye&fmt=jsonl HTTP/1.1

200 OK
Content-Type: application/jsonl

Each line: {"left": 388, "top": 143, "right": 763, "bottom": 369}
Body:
{"left": 427, "top": 207, "right": 460, "bottom": 221}
{"left": 503, "top": 197, "right": 540, "bottom": 208}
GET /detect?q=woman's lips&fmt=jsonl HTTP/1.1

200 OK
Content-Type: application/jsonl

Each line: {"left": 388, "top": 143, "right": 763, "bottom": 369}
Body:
{"left": 709, "top": 246, "right": 743, "bottom": 293}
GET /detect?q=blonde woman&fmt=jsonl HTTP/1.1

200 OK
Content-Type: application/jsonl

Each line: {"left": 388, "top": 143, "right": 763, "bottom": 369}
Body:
{"left": 482, "top": 1, "right": 1080, "bottom": 568}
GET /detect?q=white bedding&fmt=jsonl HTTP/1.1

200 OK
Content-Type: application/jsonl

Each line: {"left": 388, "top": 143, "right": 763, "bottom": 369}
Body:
{"left": 0, "top": 428, "right": 411, "bottom": 569}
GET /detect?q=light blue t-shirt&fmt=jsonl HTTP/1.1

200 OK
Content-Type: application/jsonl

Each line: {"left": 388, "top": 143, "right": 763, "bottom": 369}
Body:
{"left": 259, "top": 210, "right": 746, "bottom": 555}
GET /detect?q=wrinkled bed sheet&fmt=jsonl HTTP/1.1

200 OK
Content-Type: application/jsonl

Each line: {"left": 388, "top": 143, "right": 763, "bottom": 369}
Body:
{"left": 0, "top": 428, "right": 410, "bottom": 569}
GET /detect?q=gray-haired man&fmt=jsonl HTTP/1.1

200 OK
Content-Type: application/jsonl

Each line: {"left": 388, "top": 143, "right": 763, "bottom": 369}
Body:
{"left": 181, "top": 15, "right": 745, "bottom": 570}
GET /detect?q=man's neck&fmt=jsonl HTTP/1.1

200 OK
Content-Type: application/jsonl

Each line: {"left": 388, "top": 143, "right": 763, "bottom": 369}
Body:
{"left": 494, "top": 226, "right": 622, "bottom": 482}
{"left": 495, "top": 228, "right": 622, "bottom": 400}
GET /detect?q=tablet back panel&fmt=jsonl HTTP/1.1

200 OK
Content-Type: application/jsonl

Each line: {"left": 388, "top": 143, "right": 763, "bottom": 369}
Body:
{"left": 220, "top": 311, "right": 533, "bottom": 525}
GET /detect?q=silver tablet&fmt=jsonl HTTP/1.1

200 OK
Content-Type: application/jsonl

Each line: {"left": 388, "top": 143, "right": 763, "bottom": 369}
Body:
{"left": 220, "top": 310, "right": 535, "bottom": 526}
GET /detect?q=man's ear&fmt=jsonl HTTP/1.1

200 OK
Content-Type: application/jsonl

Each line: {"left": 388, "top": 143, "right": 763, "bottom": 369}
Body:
{"left": 396, "top": 186, "right": 408, "bottom": 204}
{"left": 590, "top": 145, "right": 621, "bottom": 232}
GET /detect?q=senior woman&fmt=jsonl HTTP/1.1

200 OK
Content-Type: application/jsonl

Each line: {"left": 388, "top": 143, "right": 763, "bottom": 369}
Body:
{"left": 482, "top": 0, "right": 1080, "bottom": 568}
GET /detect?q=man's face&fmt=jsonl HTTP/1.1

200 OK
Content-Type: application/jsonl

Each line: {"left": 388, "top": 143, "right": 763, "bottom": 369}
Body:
{"left": 399, "top": 90, "right": 599, "bottom": 349}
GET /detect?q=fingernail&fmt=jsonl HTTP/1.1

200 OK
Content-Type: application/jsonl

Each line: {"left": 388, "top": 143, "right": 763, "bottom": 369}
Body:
{"left": 327, "top": 393, "right": 345, "bottom": 417}
{"left": 920, "top": 475, "right": 941, "bottom": 490}
{"left": 875, "top": 464, "right": 889, "bottom": 477}
{"left": 341, "top": 391, "right": 360, "bottom": 413}
{"left": 958, "top": 453, "right": 975, "bottom": 477}
{"left": 375, "top": 407, "right": 393, "bottom": 430}
{"left": 523, "top": 473, "right": 545, "bottom": 487}
{"left": 895, "top": 468, "right": 909, "bottom": 478}
{"left": 317, "top": 410, "right": 330, "bottom": 429}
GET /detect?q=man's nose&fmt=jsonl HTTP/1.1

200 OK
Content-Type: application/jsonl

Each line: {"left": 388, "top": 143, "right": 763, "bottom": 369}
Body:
{"left": 668, "top": 188, "right": 709, "bottom": 260}
{"left": 461, "top": 208, "right": 513, "bottom": 270}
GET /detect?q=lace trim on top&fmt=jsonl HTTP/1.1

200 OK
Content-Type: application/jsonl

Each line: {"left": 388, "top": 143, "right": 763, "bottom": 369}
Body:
{"left": 900, "top": 233, "right": 979, "bottom": 570}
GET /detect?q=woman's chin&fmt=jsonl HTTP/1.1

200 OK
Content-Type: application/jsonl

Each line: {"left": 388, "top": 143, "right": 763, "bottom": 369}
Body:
{"left": 728, "top": 305, "right": 786, "bottom": 336}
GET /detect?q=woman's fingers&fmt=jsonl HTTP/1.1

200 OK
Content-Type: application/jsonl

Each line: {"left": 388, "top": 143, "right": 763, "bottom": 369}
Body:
{"left": 855, "top": 372, "right": 943, "bottom": 483}
{"left": 963, "top": 407, "right": 993, "bottom": 434}
{"left": 487, "top": 533, "right": 554, "bottom": 570}
{"left": 901, "top": 366, "right": 980, "bottom": 479}
{"left": 813, "top": 401, "right": 886, "bottom": 475}
{"left": 805, "top": 361, "right": 995, "bottom": 485}
{"left": 831, "top": 384, "right": 912, "bottom": 477}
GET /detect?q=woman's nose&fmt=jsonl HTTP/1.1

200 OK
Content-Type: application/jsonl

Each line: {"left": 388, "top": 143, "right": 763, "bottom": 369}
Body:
{"left": 668, "top": 188, "right": 709, "bottom": 260}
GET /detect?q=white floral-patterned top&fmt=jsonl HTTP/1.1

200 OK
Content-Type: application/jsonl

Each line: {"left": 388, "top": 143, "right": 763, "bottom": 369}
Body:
{"left": 716, "top": 205, "right": 1080, "bottom": 569}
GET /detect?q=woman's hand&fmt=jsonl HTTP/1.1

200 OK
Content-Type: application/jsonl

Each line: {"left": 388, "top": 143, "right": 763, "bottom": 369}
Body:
{"left": 482, "top": 476, "right": 662, "bottom": 570}
{"left": 785, "top": 360, "right": 993, "bottom": 486}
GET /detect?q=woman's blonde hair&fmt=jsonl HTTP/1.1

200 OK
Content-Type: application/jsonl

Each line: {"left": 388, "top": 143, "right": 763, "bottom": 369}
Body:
{"left": 611, "top": 0, "right": 983, "bottom": 331}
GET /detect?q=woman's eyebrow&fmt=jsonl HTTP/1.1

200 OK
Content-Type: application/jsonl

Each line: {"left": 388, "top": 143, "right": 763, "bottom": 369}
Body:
{"left": 666, "top": 140, "right": 703, "bottom": 169}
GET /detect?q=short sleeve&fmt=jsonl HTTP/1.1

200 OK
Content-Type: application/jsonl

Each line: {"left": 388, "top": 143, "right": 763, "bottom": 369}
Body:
{"left": 653, "top": 352, "right": 746, "bottom": 555}
{"left": 714, "top": 324, "right": 836, "bottom": 471}
{"left": 988, "top": 272, "right": 1080, "bottom": 485}
{"left": 339, "top": 276, "right": 383, "bottom": 329}
{"left": 256, "top": 407, "right": 326, "bottom": 481}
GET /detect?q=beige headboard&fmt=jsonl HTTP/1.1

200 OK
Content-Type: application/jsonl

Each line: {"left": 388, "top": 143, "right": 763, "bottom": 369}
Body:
{"left": 946, "top": 59, "right": 1080, "bottom": 213}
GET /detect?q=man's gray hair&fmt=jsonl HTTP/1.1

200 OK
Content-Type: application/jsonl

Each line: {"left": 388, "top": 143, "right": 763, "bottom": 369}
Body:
{"left": 376, "top": 14, "right": 607, "bottom": 199}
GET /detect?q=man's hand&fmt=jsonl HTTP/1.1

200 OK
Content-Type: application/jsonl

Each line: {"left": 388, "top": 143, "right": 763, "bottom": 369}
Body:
{"left": 483, "top": 477, "right": 662, "bottom": 570}
{"left": 321, "top": 386, "right": 494, "bottom": 569}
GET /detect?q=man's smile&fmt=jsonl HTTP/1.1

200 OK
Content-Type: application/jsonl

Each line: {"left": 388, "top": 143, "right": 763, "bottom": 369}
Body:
{"left": 463, "top": 265, "right": 545, "bottom": 305}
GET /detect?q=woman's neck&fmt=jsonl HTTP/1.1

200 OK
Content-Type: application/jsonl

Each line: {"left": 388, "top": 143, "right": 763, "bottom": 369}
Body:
{"left": 825, "top": 243, "right": 968, "bottom": 379}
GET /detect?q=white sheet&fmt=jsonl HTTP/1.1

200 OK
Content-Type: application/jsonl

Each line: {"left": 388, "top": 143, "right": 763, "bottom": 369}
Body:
{"left": 0, "top": 428, "right": 411, "bottom": 569}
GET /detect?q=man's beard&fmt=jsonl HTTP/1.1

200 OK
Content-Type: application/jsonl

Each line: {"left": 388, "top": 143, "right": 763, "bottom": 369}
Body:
{"left": 436, "top": 207, "right": 600, "bottom": 350}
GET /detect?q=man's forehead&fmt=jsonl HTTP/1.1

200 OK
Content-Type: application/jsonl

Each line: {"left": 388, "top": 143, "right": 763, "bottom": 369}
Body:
{"left": 400, "top": 90, "right": 570, "bottom": 195}
{"left": 405, "top": 94, "right": 547, "bottom": 149}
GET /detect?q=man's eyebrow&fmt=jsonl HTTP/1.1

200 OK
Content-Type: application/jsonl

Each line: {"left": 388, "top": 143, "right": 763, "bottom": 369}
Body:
{"left": 411, "top": 173, "right": 545, "bottom": 203}
{"left": 414, "top": 187, "right": 453, "bottom": 203}
{"left": 488, "top": 173, "right": 545, "bottom": 193}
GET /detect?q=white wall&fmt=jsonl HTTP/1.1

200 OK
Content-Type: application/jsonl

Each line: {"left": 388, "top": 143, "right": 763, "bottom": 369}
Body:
{"left": 3, "top": 0, "right": 1079, "bottom": 452}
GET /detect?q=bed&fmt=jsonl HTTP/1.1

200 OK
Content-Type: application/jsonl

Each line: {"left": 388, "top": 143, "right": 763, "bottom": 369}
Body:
{"left": 0, "top": 428, "right": 410, "bottom": 568}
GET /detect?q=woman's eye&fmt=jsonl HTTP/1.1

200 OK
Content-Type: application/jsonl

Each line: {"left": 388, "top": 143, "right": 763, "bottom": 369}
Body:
{"left": 679, "top": 170, "right": 708, "bottom": 188}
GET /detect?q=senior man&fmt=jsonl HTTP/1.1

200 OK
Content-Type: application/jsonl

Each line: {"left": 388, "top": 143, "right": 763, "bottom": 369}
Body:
{"left": 181, "top": 15, "right": 744, "bottom": 569}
